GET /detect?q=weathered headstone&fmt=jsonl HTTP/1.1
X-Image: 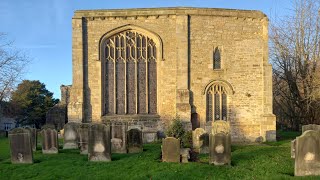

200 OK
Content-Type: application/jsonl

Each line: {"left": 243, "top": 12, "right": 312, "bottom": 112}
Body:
{"left": 127, "top": 129, "right": 143, "bottom": 153}
{"left": 209, "top": 120, "right": 231, "bottom": 166}
{"left": 88, "top": 123, "right": 111, "bottom": 162}
{"left": 192, "top": 128, "right": 209, "bottom": 154}
{"left": 111, "top": 122, "right": 127, "bottom": 153}
{"left": 180, "top": 148, "right": 190, "bottom": 163}
{"left": 291, "top": 139, "right": 296, "bottom": 159}
{"left": 143, "top": 132, "right": 158, "bottom": 143}
{"left": 41, "top": 126, "right": 58, "bottom": 154}
{"left": 9, "top": 128, "right": 33, "bottom": 164}
{"left": 25, "top": 127, "right": 37, "bottom": 151}
{"left": 162, "top": 137, "right": 180, "bottom": 163}
{"left": 79, "top": 123, "right": 90, "bottom": 154}
{"left": 63, "top": 122, "right": 80, "bottom": 149}
{"left": 294, "top": 130, "right": 320, "bottom": 176}
{"left": 302, "top": 124, "right": 320, "bottom": 133}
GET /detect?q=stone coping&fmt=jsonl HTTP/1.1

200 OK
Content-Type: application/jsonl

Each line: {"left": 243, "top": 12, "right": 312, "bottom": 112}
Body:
{"left": 73, "top": 7, "right": 266, "bottom": 19}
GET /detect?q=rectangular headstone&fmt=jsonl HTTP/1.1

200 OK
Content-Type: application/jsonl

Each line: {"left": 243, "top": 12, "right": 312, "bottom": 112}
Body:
{"left": 88, "top": 123, "right": 111, "bottom": 162}
{"left": 63, "top": 122, "right": 80, "bottom": 149}
{"left": 9, "top": 128, "right": 33, "bottom": 164}
{"left": 302, "top": 124, "right": 320, "bottom": 133}
{"left": 143, "top": 132, "right": 158, "bottom": 144}
{"left": 41, "top": 127, "right": 58, "bottom": 154}
{"left": 25, "top": 127, "right": 37, "bottom": 151}
{"left": 127, "top": 129, "right": 143, "bottom": 153}
{"left": 192, "top": 128, "right": 209, "bottom": 154}
{"left": 209, "top": 133, "right": 231, "bottom": 166}
{"left": 111, "top": 122, "right": 127, "bottom": 153}
{"left": 162, "top": 137, "right": 180, "bottom": 163}
{"left": 79, "top": 123, "right": 90, "bottom": 154}
{"left": 295, "top": 130, "right": 320, "bottom": 176}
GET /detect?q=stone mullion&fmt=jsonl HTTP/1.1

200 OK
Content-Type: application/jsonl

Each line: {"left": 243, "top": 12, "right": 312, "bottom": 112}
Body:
{"left": 135, "top": 32, "right": 138, "bottom": 114}
{"left": 113, "top": 36, "right": 116, "bottom": 114}
{"left": 124, "top": 34, "right": 127, "bottom": 114}
{"left": 145, "top": 37, "right": 149, "bottom": 114}
{"left": 219, "top": 91, "right": 222, "bottom": 121}
{"left": 212, "top": 91, "right": 214, "bottom": 121}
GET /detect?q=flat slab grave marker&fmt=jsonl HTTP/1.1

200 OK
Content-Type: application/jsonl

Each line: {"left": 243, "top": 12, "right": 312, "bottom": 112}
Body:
{"left": 9, "top": 128, "right": 33, "bottom": 164}
{"left": 79, "top": 123, "right": 90, "bottom": 154}
{"left": 127, "top": 128, "right": 143, "bottom": 153}
{"left": 162, "top": 137, "right": 180, "bottom": 163}
{"left": 25, "top": 127, "right": 37, "bottom": 151}
{"left": 295, "top": 130, "right": 320, "bottom": 176}
{"left": 63, "top": 122, "right": 80, "bottom": 149}
{"left": 88, "top": 123, "right": 111, "bottom": 162}
{"left": 41, "top": 127, "right": 58, "bottom": 154}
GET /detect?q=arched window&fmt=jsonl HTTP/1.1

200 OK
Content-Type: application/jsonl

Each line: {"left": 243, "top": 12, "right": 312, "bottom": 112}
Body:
{"left": 104, "top": 31, "right": 157, "bottom": 115}
{"left": 213, "top": 47, "right": 221, "bottom": 70}
{"left": 206, "top": 84, "right": 227, "bottom": 121}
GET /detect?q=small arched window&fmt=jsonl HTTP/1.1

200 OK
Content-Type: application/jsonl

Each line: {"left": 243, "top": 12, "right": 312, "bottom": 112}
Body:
{"left": 213, "top": 47, "right": 221, "bottom": 70}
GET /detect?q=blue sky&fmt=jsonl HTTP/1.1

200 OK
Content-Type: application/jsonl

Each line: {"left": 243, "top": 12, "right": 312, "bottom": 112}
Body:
{"left": 0, "top": 0, "right": 292, "bottom": 99}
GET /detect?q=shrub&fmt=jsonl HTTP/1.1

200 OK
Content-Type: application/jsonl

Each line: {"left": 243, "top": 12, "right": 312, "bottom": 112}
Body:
{"left": 165, "top": 118, "right": 185, "bottom": 139}
{"left": 181, "top": 131, "right": 192, "bottom": 148}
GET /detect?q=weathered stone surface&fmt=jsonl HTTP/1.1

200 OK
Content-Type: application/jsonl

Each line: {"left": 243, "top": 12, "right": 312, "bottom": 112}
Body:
{"left": 212, "top": 120, "right": 230, "bottom": 135}
{"left": 291, "top": 139, "right": 296, "bottom": 159}
{"left": 162, "top": 137, "right": 180, "bottom": 163}
{"left": 180, "top": 148, "right": 190, "bottom": 163}
{"left": 192, "top": 128, "right": 209, "bottom": 154}
{"left": 294, "top": 130, "right": 320, "bottom": 176}
{"left": 41, "top": 127, "right": 58, "bottom": 154}
{"left": 127, "top": 129, "right": 143, "bottom": 153}
{"left": 63, "top": 122, "right": 80, "bottom": 149}
{"left": 79, "top": 123, "right": 90, "bottom": 154}
{"left": 302, "top": 124, "right": 320, "bottom": 133}
{"left": 88, "top": 123, "right": 111, "bottom": 162}
{"left": 143, "top": 132, "right": 158, "bottom": 143}
{"left": 111, "top": 122, "right": 127, "bottom": 153}
{"left": 25, "top": 127, "right": 37, "bottom": 152}
{"left": 9, "top": 128, "right": 33, "bottom": 164}
{"left": 209, "top": 133, "right": 231, "bottom": 166}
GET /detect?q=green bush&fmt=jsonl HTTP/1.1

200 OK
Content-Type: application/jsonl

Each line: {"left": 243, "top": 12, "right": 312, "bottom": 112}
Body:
{"left": 181, "top": 131, "right": 192, "bottom": 148}
{"left": 165, "top": 118, "right": 185, "bottom": 139}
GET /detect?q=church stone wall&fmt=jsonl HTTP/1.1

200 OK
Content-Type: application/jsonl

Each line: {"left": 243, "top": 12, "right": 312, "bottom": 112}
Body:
{"left": 69, "top": 7, "right": 276, "bottom": 142}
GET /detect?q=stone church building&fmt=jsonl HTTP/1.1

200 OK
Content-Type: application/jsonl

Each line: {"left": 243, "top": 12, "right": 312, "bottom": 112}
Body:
{"left": 68, "top": 7, "right": 276, "bottom": 142}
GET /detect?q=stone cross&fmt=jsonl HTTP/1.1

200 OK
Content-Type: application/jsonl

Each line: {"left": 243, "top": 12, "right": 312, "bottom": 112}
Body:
{"left": 192, "top": 128, "right": 209, "bottom": 154}
{"left": 294, "top": 130, "right": 320, "bottom": 176}
{"left": 63, "top": 122, "right": 80, "bottom": 149}
{"left": 302, "top": 124, "right": 320, "bottom": 133}
{"left": 41, "top": 126, "right": 58, "bottom": 154}
{"left": 127, "top": 128, "right": 143, "bottom": 153}
{"left": 88, "top": 123, "right": 111, "bottom": 162}
{"left": 111, "top": 121, "right": 127, "bottom": 153}
{"left": 9, "top": 128, "right": 33, "bottom": 164}
{"left": 25, "top": 127, "right": 37, "bottom": 152}
{"left": 79, "top": 123, "right": 90, "bottom": 154}
{"left": 209, "top": 120, "right": 231, "bottom": 166}
{"left": 162, "top": 137, "right": 180, "bottom": 163}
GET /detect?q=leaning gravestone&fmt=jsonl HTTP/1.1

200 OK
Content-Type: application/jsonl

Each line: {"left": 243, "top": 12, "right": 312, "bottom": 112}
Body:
{"left": 9, "top": 128, "right": 33, "bottom": 164}
{"left": 162, "top": 137, "right": 180, "bottom": 163}
{"left": 127, "top": 129, "right": 143, "bottom": 153}
{"left": 111, "top": 122, "right": 127, "bottom": 153}
{"left": 41, "top": 126, "right": 58, "bottom": 154}
{"left": 25, "top": 127, "right": 37, "bottom": 151}
{"left": 192, "top": 128, "right": 209, "bottom": 154}
{"left": 294, "top": 130, "right": 320, "bottom": 176}
{"left": 79, "top": 123, "right": 90, "bottom": 154}
{"left": 63, "top": 122, "right": 80, "bottom": 149}
{"left": 88, "top": 123, "right": 111, "bottom": 162}
{"left": 302, "top": 124, "right": 320, "bottom": 133}
{"left": 209, "top": 120, "right": 231, "bottom": 166}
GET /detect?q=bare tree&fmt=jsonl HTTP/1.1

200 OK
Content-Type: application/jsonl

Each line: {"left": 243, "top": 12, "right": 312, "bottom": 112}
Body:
{"left": 0, "top": 33, "right": 29, "bottom": 102}
{"left": 271, "top": 0, "right": 320, "bottom": 130}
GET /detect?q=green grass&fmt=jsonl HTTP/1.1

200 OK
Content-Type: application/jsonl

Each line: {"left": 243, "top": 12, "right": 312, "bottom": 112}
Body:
{"left": 0, "top": 131, "right": 318, "bottom": 180}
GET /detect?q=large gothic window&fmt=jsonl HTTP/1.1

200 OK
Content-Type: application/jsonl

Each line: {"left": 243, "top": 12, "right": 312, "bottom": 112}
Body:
{"left": 104, "top": 31, "right": 157, "bottom": 115}
{"left": 206, "top": 84, "right": 227, "bottom": 121}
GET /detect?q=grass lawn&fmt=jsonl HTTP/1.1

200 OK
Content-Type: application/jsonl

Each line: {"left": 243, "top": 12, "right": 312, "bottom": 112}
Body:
{"left": 0, "top": 130, "right": 317, "bottom": 180}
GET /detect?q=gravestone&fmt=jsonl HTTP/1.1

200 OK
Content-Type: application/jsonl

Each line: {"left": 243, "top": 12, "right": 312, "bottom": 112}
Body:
{"left": 180, "top": 148, "right": 190, "bottom": 163}
{"left": 25, "top": 127, "right": 37, "bottom": 151}
{"left": 302, "top": 124, "right": 320, "bottom": 133}
{"left": 41, "top": 126, "right": 58, "bottom": 154}
{"left": 111, "top": 122, "right": 127, "bottom": 153}
{"left": 209, "top": 120, "right": 231, "bottom": 166}
{"left": 88, "top": 123, "right": 111, "bottom": 162}
{"left": 63, "top": 122, "right": 80, "bottom": 149}
{"left": 162, "top": 137, "right": 180, "bottom": 163}
{"left": 294, "top": 130, "right": 320, "bottom": 176}
{"left": 127, "top": 129, "right": 143, "bottom": 153}
{"left": 291, "top": 139, "right": 296, "bottom": 158}
{"left": 79, "top": 123, "right": 90, "bottom": 154}
{"left": 143, "top": 132, "right": 158, "bottom": 143}
{"left": 192, "top": 128, "right": 209, "bottom": 154}
{"left": 9, "top": 128, "right": 33, "bottom": 164}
